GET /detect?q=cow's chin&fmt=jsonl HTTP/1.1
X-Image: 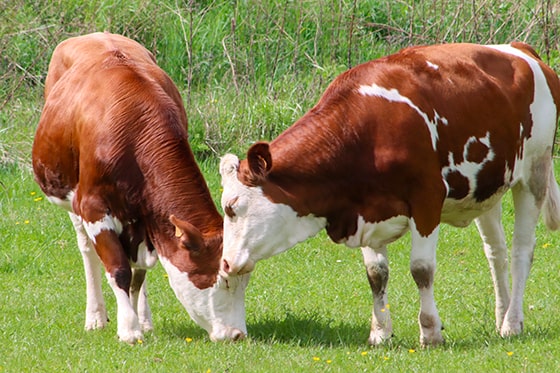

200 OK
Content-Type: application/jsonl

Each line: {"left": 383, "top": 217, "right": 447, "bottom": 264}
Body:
{"left": 159, "top": 256, "right": 249, "bottom": 342}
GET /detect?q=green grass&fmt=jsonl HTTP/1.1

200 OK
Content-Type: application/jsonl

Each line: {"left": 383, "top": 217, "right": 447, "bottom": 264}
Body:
{"left": 2, "top": 162, "right": 560, "bottom": 372}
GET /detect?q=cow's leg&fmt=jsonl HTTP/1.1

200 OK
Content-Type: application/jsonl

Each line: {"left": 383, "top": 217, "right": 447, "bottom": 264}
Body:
{"left": 93, "top": 228, "right": 143, "bottom": 344}
{"left": 68, "top": 212, "right": 108, "bottom": 330}
{"left": 474, "top": 203, "right": 510, "bottom": 330}
{"left": 409, "top": 220, "right": 443, "bottom": 346}
{"left": 501, "top": 183, "right": 540, "bottom": 337}
{"left": 130, "top": 268, "right": 153, "bottom": 332}
{"left": 361, "top": 245, "right": 392, "bottom": 345}
{"left": 79, "top": 198, "right": 142, "bottom": 344}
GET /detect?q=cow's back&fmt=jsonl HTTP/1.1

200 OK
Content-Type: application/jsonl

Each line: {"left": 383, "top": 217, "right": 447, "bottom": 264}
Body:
{"left": 32, "top": 32, "right": 187, "bottom": 203}
{"left": 43, "top": 32, "right": 156, "bottom": 97}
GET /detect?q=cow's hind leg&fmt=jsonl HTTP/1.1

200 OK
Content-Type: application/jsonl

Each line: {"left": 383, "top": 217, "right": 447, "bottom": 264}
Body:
{"left": 361, "top": 246, "right": 392, "bottom": 345}
{"left": 501, "top": 183, "right": 541, "bottom": 337}
{"left": 68, "top": 212, "right": 108, "bottom": 330}
{"left": 474, "top": 203, "right": 510, "bottom": 330}
{"left": 409, "top": 221, "right": 444, "bottom": 346}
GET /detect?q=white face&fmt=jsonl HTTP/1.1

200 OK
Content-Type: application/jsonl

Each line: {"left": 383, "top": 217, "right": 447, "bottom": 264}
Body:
{"left": 219, "top": 154, "right": 326, "bottom": 276}
{"left": 159, "top": 256, "right": 249, "bottom": 341}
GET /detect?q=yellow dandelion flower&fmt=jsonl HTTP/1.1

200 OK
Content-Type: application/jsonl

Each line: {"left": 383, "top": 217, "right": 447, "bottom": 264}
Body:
{"left": 24, "top": 220, "right": 30, "bottom": 224}
{"left": 409, "top": 349, "right": 416, "bottom": 353}
{"left": 312, "top": 356, "right": 320, "bottom": 361}
{"left": 34, "top": 197, "right": 43, "bottom": 202}
{"left": 137, "top": 339, "right": 143, "bottom": 344}
{"left": 507, "top": 351, "right": 513, "bottom": 356}
{"left": 386, "top": 304, "right": 390, "bottom": 309}
{"left": 185, "top": 337, "right": 193, "bottom": 343}
{"left": 542, "top": 243, "right": 551, "bottom": 248}
{"left": 383, "top": 356, "right": 390, "bottom": 361}
{"left": 30, "top": 192, "right": 36, "bottom": 196}
{"left": 361, "top": 351, "right": 368, "bottom": 356}
{"left": 206, "top": 370, "right": 211, "bottom": 373}
{"left": 326, "top": 360, "right": 332, "bottom": 364}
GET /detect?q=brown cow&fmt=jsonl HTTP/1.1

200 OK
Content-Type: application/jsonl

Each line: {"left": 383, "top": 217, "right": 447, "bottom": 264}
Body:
{"left": 219, "top": 42, "right": 560, "bottom": 346}
{"left": 32, "top": 32, "right": 248, "bottom": 344}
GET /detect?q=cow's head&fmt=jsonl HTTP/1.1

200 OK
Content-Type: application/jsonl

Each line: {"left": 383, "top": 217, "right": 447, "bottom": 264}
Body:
{"left": 162, "top": 215, "right": 250, "bottom": 341}
{"left": 219, "top": 143, "right": 326, "bottom": 277}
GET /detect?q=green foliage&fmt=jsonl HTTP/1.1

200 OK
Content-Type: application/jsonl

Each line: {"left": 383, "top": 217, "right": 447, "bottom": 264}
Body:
{"left": 3, "top": 0, "right": 559, "bottom": 164}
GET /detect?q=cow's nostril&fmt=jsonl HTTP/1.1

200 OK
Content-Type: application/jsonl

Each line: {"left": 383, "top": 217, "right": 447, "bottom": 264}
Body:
{"left": 231, "top": 329, "right": 245, "bottom": 341}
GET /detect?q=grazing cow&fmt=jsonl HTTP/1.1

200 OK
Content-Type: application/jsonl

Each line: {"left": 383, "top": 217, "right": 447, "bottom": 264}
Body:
{"left": 32, "top": 32, "right": 249, "bottom": 344}
{"left": 219, "top": 42, "right": 560, "bottom": 346}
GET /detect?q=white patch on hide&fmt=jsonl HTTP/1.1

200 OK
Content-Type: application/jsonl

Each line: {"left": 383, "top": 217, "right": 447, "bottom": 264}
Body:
{"left": 83, "top": 214, "right": 123, "bottom": 244}
{"left": 133, "top": 242, "right": 159, "bottom": 269}
{"left": 47, "top": 190, "right": 75, "bottom": 211}
{"left": 358, "top": 84, "right": 446, "bottom": 150}
{"left": 426, "top": 61, "right": 439, "bottom": 70}
{"left": 344, "top": 215, "right": 409, "bottom": 248}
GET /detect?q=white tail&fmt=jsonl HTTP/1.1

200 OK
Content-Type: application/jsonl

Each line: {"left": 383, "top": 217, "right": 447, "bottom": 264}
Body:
{"left": 542, "top": 167, "right": 560, "bottom": 230}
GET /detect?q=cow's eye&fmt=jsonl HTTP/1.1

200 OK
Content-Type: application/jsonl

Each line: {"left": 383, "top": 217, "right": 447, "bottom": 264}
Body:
{"left": 224, "top": 196, "right": 239, "bottom": 218}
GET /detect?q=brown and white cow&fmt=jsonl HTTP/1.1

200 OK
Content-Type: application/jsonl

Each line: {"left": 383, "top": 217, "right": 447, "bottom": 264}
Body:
{"left": 32, "top": 32, "right": 249, "bottom": 344}
{"left": 219, "top": 42, "right": 560, "bottom": 346}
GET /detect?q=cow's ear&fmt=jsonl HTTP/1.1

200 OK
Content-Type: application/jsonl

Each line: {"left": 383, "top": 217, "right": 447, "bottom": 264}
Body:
{"left": 247, "top": 142, "right": 272, "bottom": 178}
{"left": 169, "top": 215, "right": 204, "bottom": 252}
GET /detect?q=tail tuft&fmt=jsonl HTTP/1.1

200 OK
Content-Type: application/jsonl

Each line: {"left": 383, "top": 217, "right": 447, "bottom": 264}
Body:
{"left": 542, "top": 168, "right": 560, "bottom": 231}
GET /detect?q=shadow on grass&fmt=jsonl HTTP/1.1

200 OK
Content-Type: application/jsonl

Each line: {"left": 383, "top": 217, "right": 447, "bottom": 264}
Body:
{"left": 158, "top": 310, "right": 560, "bottom": 351}
{"left": 246, "top": 311, "right": 368, "bottom": 348}
{"left": 159, "top": 311, "right": 368, "bottom": 347}
{"left": 433, "top": 317, "right": 560, "bottom": 352}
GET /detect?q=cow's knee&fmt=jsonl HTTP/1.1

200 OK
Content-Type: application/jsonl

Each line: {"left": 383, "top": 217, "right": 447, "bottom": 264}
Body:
{"left": 410, "top": 260, "right": 434, "bottom": 288}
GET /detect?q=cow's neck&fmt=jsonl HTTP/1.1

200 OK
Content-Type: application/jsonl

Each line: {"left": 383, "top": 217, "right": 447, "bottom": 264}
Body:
{"left": 265, "top": 114, "right": 355, "bottom": 216}
{"left": 262, "top": 112, "right": 380, "bottom": 243}
{"left": 138, "top": 133, "right": 222, "bottom": 240}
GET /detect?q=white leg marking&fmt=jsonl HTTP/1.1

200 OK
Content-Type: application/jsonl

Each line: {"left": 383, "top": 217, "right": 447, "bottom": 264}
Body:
{"left": 361, "top": 246, "right": 392, "bottom": 345}
{"left": 409, "top": 219, "right": 444, "bottom": 346}
{"left": 105, "top": 272, "right": 143, "bottom": 344}
{"left": 68, "top": 212, "right": 108, "bottom": 330}
{"left": 474, "top": 203, "right": 510, "bottom": 329}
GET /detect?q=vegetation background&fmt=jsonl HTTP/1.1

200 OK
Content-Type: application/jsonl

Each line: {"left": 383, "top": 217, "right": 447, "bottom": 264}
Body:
{"left": 2, "top": 0, "right": 560, "bottom": 372}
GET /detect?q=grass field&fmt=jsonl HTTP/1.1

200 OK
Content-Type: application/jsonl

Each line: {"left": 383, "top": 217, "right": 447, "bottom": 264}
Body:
{"left": 3, "top": 0, "right": 560, "bottom": 371}
{"left": 2, "top": 162, "right": 560, "bottom": 372}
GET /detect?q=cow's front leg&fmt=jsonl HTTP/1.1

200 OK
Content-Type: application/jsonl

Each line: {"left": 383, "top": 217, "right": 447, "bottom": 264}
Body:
{"left": 93, "top": 230, "right": 142, "bottom": 344}
{"left": 410, "top": 221, "right": 444, "bottom": 347}
{"left": 361, "top": 246, "right": 392, "bottom": 345}
{"left": 81, "top": 207, "right": 143, "bottom": 344}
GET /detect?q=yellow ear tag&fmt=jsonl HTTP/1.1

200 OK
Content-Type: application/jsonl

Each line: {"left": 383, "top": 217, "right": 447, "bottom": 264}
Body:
{"left": 175, "top": 226, "right": 182, "bottom": 237}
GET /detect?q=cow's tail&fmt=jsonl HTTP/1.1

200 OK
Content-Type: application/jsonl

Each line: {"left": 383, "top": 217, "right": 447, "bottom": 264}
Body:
{"left": 542, "top": 166, "right": 560, "bottom": 231}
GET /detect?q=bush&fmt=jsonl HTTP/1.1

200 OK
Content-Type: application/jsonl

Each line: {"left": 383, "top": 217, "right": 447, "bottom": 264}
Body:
{"left": 1, "top": 0, "right": 559, "bottom": 164}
